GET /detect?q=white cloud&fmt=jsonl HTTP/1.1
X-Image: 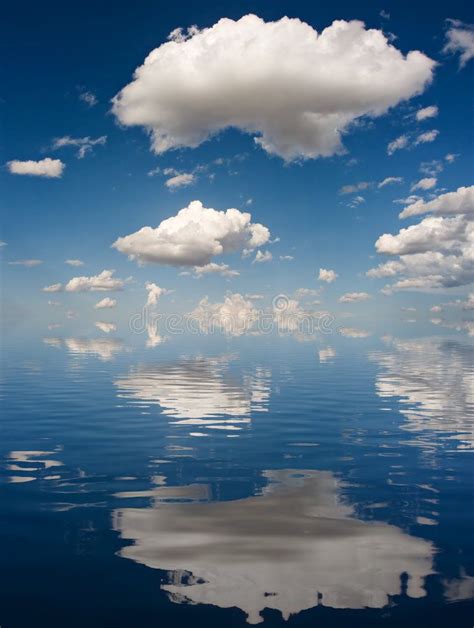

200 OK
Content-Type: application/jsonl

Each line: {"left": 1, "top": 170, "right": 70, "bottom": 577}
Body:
{"left": 339, "top": 181, "right": 370, "bottom": 195}
{"left": 95, "top": 321, "right": 117, "bottom": 334}
{"left": 113, "top": 200, "right": 270, "bottom": 267}
{"left": 145, "top": 282, "right": 166, "bottom": 306}
{"left": 7, "top": 158, "right": 64, "bottom": 178}
{"left": 318, "top": 268, "right": 338, "bottom": 283}
{"left": 399, "top": 185, "right": 474, "bottom": 218}
{"left": 378, "top": 177, "right": 403, "bottom": 188}
{"left": 445, "top": 153, "right": 458, "bottom": 163}
{"left": 65, "top": 259, "right": 84, "bottom": 267}
{"left": 279, "top": 255, "right": 294, "bottom": 261}
{"left": 460, "top": 293, "right": 474, "bottom": 310}
{"left": 294, "top": 288, "right": 320, "bottom": 298}
{"left": 419, "top": 159, "right": 444, "bottom": 177}
{"left": 339, "top": 327, "right": 371, "bottom": 338}
{"left": 79, "top": 90, "right": 98, "bottom": 107}
{"left": 368, "top": 186, "right": 474, "bottom": 291}
{"left": 187, "top": 293, "right": 258, "bottom": 336}
{"left": 415, "top": 105, "right": 438, "bottom": 121}
{"left": 112, "top": 16, "right": 434, "bottom": 161}
{"left": 43, "top": 283, "right": 63, "bottom": 293}
{"left": 0, "top": 241, "right": 7, "bottom": 247}
{"left": 443, "top": 19, "right": 474, "bottom": 68}
{"left": 430, "top": 305, "right": 442, "bottom": 313}
{"left": 393, "top": 195, "right": 422, "bottom": 206}
{"left": 95, "top": 297, "right": 117, "bottom": 309}
{"left": 165, "top": 173, "right": 196, "bottom": 189}
{"left": 65, "top": 269, "right": 125, "bottom": 292}
{"left": 387, "top": 135, "right": 409, "bottom": 155}
{"left": 253, "top": 250, "right": 273, "bottom": 263}
{"left": 52, "top": 136, "right": 107, "bottom": 159}
{"left": 387, "top": 129, "right": 439, "bottom": 154}
{"left": 192, "top": 263, "right": 240, "bottom": 278}
{"left": 411, "top": 177, "right": 437, "bottom": 191}
{"left": 8, "top": 259, "right": 43, "bottom": 267}
{"left": 47, "top": 300, "right": 61, "bottom": 307}
{"left": 375, "top": 215, "right": 470, "bottom": 256}
{"left": 339, "top": 292, "right": 371, "bottom": 303}
{"left": 414, "top": 129, "right": 439, "bottom": 145}
{"left": 348, "top": 195, "right": 365, "bottom": 208}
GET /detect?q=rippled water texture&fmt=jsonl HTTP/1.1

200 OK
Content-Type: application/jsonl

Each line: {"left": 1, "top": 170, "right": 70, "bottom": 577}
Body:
{"left": 1, "top": 332, "right": 473, "bottom": 626}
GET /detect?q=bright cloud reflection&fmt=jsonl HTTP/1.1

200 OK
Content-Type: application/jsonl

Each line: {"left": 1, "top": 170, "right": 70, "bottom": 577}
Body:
{"left": 43, "top": 337, "right": 125, "bottom": 361}
{"left": 370, "top": 337, "right": 474, "bottom": 450}
{"left": 114, "top": 356, "right": 271, "bottom": 431}
{"left": 113, "top": 469, "right": 434, "bottom": 624}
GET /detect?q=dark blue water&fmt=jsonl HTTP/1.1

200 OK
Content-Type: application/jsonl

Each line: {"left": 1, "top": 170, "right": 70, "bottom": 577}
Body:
{"left": 1, "top": 331, "right": 473, "bottom": 626}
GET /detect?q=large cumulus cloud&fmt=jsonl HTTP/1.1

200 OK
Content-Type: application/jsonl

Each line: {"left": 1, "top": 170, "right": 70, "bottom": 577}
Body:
{"left": 112, "top": 200, "right": 270, "bottom": 266}
{"left": 112, "top": 15, "right": 434, "bottom": 161}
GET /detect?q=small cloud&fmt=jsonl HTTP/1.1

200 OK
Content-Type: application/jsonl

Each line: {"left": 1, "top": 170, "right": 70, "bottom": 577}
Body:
{"left": 8, "top": 259, "right": 43, "bottom": 267}
{"left": 253, "top": 250, "right": 273, "bottom": 263}
{"left": 387, "top": 135, "right": 409, "bottom": 155}
{"left": 445, "top": 153, "right": 458, "bottom": 163}
{"left": 52, "top": 136, "right": 106, "bottom": 159}
{"left": 419, "top": 159, "right": 444, "bottom": 177}
{"left": 411, "top": 177, "right": 437, "bottom": 191}
{"left": 339, "top": 327, "right": 371, "bottom": 338}
{"left": 318, "top": 268, "right": 338, "bottom": 283}
{"left": 414, "top": 129, "right": 439, "bottom": 145}
{"left": 378, "top": 176, "right": 403, "bottom": 188}
{"left": 65, "top": 259, "right": 84, "bottom": 267}
{"left": 348, "top": 195, "right": 365, "bottom": 208}
{"left": 339, "top": 292, "right": 371, "bottom": 303}
{"left": 95, "top": 297, "right": 117, "bottom": 309}
{"left": 65, "top": 270, "right": 126, "bottom": 292}
{"left": 7, "top": 158, "right": 64, "bottom": 178}
{"left": 380, "top": 9, "right": 390, "bottom": 19}
{"left": 192, "top": 262, "right": 240, "bottom": 278}
{"left": 393, "top": 194, "right": 422, "bottom": 205}
{"left": 339, "top": 181, "right": 370, "bottom": 195}
{"left": 279, "top": 255, "right": 294, "bottom": 261}
{"left": 415, "top": 105, "right": 438, "bottom": 121}
{"left": 95, "top": 321, "right": 117, "bottom": 334}
{"left": 443, "top": 19, "right": 474, "bottom": 68}
{"left": 43, "top": 283, "right": 63, "bottom": 293}
{"left": 165, "top": 172, "right": 196, "bottom": 189}
{"left": 245, "top": 293, "right": 264, "bottom": 300}
{"left": 79, "top": 90, "right": 98, "bottom": 107}
{"left": 294, "top": 288, "right": 320, "bottom": 299}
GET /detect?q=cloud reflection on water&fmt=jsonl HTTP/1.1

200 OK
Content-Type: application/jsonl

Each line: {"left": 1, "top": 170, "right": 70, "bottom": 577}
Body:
{"left": 370, "top": 337, "right": 474, "bottom": 450}
{"left": 113, "top": 469, "right": 434, "bottom": 624}
{"left": 114, "top": 355, "right": 271, "bottom": 432}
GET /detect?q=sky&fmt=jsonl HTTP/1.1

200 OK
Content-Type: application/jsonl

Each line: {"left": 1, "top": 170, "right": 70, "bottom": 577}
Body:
{"left": 1, "top": 0, "right": 473, "bottom": 341}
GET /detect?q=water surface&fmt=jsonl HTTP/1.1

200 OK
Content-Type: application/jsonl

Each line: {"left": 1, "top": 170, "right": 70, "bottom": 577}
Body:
{"left": 1, "top": 331, "right": 473, "bottom": 626}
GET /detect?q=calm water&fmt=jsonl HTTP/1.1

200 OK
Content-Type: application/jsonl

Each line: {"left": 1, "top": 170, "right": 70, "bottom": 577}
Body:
{"left": 1, "top": 331, "right": 473, "bottom": 626}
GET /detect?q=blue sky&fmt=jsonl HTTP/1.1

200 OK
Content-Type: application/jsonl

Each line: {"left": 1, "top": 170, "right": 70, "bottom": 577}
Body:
{"left": 2, "top": 0, "right": 473, "bottom": 338}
